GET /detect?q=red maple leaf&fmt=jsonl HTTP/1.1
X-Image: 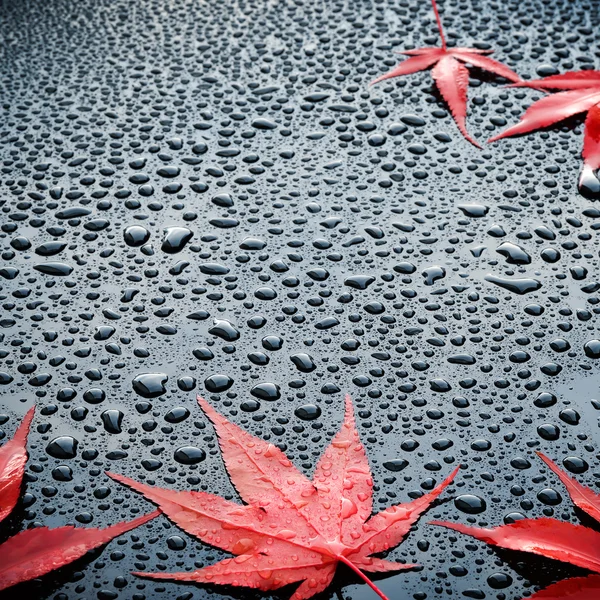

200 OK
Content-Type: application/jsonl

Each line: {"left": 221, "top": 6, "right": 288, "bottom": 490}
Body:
{"left": 371, "top": 0, "right": 521, "bottom": 147}
{"left": 432, "top": 452, "right": 600, "bottom": 599}
{"left": 0, "top": 406, "right": 35, "bottom": 523}
{"left": 488, "top": 70, "right": 600, "bottom": 195}
{"left": 0, "top": 406, "right": 159, "bottom": 592}
{"left": 109, "top": 395, "right": 458, "bottom": 600}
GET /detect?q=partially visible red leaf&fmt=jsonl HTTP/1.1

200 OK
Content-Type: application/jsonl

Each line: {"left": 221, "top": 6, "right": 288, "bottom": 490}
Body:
{"left": 0, "top": 406, "right": 35, "bottom": 523}
{"left": 347, "top": 466, "right": 459, "bottom": 561}
{"left": 431, "top": 453, "right": 600, "bottom": 599}
{"left": 196, "top": 396, "right": 315, "bottom": 516}
{"left": 351, "top": 557, "right": 416, "bottom": 573}
{"left": 510, "top": 71, "right": 600, "bottom": 90}
{"left": 583, "top": 103, "right": 600, "bottom": 176}
{"left": 488, "top": 69, "right": 600, "bottom": 191}
{"left": 436, "top": 47, "right": 493, "bottom": 55}
{"left": 135, "top": 552, "right": 336, "bottom": 600}
{"left": 431, "top": 56, "right": 478, "bottom": 147}
{"left": 310, "top": 395, "right": 373, "bottom": 545}
{"left": 431, "top": 518, "right": 600, "bottom": 574}
{"left": 488, "top": 88, "right": 600, "bottom": 142}
{"left": 371, "top": 51, "right": 442, "bottom": 84}
{"left": 288, "top": 564, "right": 337, "bottom": 600}
{"left": 526, "top": 575, "right": 600, "bottom": 600}
{"left": 451, "top": 51, "right": 521, "bottom": 82}
{"left": 372, "top": 0, "right": 520, "bottom": 145}
{"left": 112, "top": 396, "right": 458, "bottom": 600}
{"left": 537, "top": 452, "right": 600, "bottom": 523}
{"left": 0, "top": 510, "right": 160, "bottom": 591}
{"left": 107, "top": 472, "right": 318, "bottom": 556}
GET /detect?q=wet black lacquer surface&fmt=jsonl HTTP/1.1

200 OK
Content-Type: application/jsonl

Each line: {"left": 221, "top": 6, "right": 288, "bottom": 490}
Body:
{"left": 1, "top": 0, "right": 600, "bottom": 598}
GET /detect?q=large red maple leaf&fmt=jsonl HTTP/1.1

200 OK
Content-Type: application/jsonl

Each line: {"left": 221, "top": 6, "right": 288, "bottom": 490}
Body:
{"left": 109, "top": 395, "right": 458, "bottom": 600}
{"left": 432, "top": 452, "right": 600, "bottom": 600}
{"left": 0, "top": 406, "right": 159, "bottom": 592}
{"left": 488, "top": 70, "right": 600, "bottom": 196}
{"left": 371, "top": 0, "right": 521, "bottom": 147}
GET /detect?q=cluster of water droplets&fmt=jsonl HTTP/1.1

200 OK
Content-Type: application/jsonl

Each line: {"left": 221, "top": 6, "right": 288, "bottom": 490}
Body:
{"left": 1, "top": 0, "right": 600, "bottom": 598}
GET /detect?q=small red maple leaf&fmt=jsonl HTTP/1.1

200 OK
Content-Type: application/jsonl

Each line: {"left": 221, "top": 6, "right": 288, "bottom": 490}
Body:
{"left": 371, "top": 0, "right": 521, "bottom": 147}
{"left": 109, "top": 395, "right": 458, "bottom": 600}
{"left": 488, "top": 70, "right": 600, "bottom": 195}
{"left": 0, "top": 406, "right": 159, "bottom": 592}
{"left": 432, "top": 452, "right": 600, "bottom": 600}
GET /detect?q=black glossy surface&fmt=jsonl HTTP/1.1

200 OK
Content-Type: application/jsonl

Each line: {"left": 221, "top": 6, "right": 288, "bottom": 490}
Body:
{"left": 1, "top": 0, "right": 600, "bottom": 598}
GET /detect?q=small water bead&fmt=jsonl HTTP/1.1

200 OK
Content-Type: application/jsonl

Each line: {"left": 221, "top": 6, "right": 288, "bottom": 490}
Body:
{"left": 549, "top": 338, "right": 570, "bottom": 352}
{"left": 511, "top": 457, "right": 532, "bottom": 470}
{"left": 46, "top": 436, "right": 78, "bottom": 459}
{"left": 165, "top": 407, "right": 190, "bottom": 423}
{"left": 430, "top": 379, "right": 452, "bottom": 392}
{"left": 34, "top": 262, "right": 74, "bottom": 277}
{"left": 131, "top": 372, "right": 168, "bottom": 398}
{"left": 209, "top": 319, "right": 240, "bottom": 342}
{"left": 524, "top": 304, "right": 544, "bottom": 316}
{"left": 167, "top": 535, "right": 187, "bottom": 550}
{"left": 211, "top": 193, "right": 234, "bottom": 207}
{"left": 344, "top": 275, "right": 375, "bottom": 290}
{"left": 262, "top": 335, "right": 283, "bottom": 351}
{"left": 470, "top": 439, "right": 491, "bottom": 451}
{"left": 534, "top": 392, "right": 557, "bottom": 408}
{"left": 485, "top": 275, "right": 542, "bottom": 295}
{"left": 174, "top": 376, "right": 195, "bottom": 392}
{"left": 563, "top": 456, "right": 588, "bottom": 474}
{"left": 487, "top": 224, "right": 506, "bottom": 238}
{"left": 290, "top": 353, "right": 316, "bottom": 372}
{"left": 559, "top": 409, "right": 580, "bottom": 425}
{"left": 101, "top": 410, "right": 124, "bottom": 434}
{"left": 204, "top": 374, "right": 234, "bottom": 393}
{"left": 496, "top": 242, "right": 531, "bottom": 265}
{"left": 71, "top": 406, "right": 88, "bottom": 421}
{"left": 248, "top": 351, "right": 269, "bottom": 365}
{"left": 455, "top": 495, "right": 487, "bottom": 515}
{"left": 161, "top": 227, "right": 193, "bottom": 253}
{"left": 504, "top": 512, "right": 527, "bottom": 524}
{"left": 487, "top": 573, "right": 513, "bottom": 589}
{"left": 383, "top": 459, "right": 409, "bottom": 472}
{"left": 36, "top": 241, "right": 67, "bottom": 256}
{"left": 254, "top": 287, "right": 277, "bottom": 300}
{"left": 123, "top": 225, "right": 150, "bottom": 247}
{"left": 457, "top": 204, "right": 489, "bottom": 218}
{"left": 174, "top": 446, "right": 206, "bottom": 465}
{"left": 52, "top": 465, "right": 73, "bottom": 482}
{"left": 240, "top": 399, "right": 261, "bottom": 412}
{"left": 537, "top": 487, "right": 562, "bottom": 506}
{"left": 250, "top": 382, "right": 281, "bottom": 401}
{"left": 540, "top": 248, "right": 561, "bottom": 263}
{"left": 57, "top": 387, "right": 77, "bottom": 402}
{"left": 294, "top": 404, "right": 321, "bottom": 420}
{"left": 422, "top": 266, "right": 446, "bottom": 285}
{"left": 239, "top": 237, "right": 266, "bottom": 250}
{"left": 579, "top": 168, "right": 600, "bottom": 199}
{"left": 193, "top": 347, "right": 214, "bottom": 361}
{"left": 401, "top": 439, "right": 419, "bottom": 452}
{"left": 83, "top": 388, "right": 105, "bottom": 404}
{"left": 537, "top": 424, "right": 560, "bottom": 440}
{"left": 584, "top": 339, "right": 600, "bottom": 358}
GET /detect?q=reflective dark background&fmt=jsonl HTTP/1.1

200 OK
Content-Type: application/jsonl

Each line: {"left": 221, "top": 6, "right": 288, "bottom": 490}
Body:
{"left": 1, "top": 0, "right": 600, "bottom": 598}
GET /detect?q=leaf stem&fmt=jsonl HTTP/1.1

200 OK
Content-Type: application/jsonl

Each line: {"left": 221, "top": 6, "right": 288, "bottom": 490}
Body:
{"left": 338, "top": 556, "right": 390, "bottom": 600}
{"left": 430, "top": 0, "right": 447, "bottom": 50}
